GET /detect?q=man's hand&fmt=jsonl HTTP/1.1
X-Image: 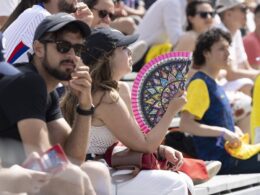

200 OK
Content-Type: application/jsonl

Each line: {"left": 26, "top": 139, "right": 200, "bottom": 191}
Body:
{"left": 69, "top": 65, "right": 92, "bottom": 109}
{"left": 3, "top": 164, "right": 50, "bottom": 194}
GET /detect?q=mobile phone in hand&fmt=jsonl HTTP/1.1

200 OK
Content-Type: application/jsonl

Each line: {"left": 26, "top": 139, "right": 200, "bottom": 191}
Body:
{"left": 22, "top": 144, "right": 69, "bottom": 174}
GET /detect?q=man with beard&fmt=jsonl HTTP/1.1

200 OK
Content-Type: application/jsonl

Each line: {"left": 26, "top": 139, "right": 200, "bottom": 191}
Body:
{"left": 3, "top": 0, "right": 93, "bottom": 64}
{"left": 0, "top": 13, "right": 112, "bottom": 195}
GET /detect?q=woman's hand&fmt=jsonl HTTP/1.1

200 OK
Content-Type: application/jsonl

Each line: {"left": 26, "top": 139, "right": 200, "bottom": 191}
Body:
{"left": 168, "top": 90, "right": 187, "bottom": 114}
{"left": 160, "top": 145, "right": 184, "bottom": 171}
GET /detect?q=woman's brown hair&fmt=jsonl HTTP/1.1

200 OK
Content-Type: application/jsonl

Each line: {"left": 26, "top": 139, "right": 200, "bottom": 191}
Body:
{"left": 60, "top": 49, "right": 119, "bottom": 126}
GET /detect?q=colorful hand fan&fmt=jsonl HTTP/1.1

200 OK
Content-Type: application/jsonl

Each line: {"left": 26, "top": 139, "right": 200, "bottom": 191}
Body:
{"left": 224, "top": 133, "right": 260, "bottom": 160}
{"left": 131, "top": 51, "right": 192, "bottom": 133}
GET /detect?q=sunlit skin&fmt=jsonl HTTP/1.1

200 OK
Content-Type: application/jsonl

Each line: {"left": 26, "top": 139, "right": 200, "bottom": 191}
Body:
{"left": 91, "top": 0, "right": 115, "bottom": 27}
{"left": 231, "top": 5, "right": 247, "bottom": 28}
{"left": 204, "top": 37, "right": 230, "bottom": 73}
{"left": 110, "top": 46, "right": 132, "bottom": 81}
{"left": 39, "top": 32, "right": 85, "bottom": 83}
{"left": 189, "top": 3, "right": 215, "bottom": 33}
{"left": 224, "top": 4, "right": 247, "bottom": 34}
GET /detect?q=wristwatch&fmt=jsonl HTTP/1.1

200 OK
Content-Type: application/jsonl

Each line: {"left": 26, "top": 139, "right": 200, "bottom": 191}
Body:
{"left": 76, "top": 104, "right": 95, "bottom": 116}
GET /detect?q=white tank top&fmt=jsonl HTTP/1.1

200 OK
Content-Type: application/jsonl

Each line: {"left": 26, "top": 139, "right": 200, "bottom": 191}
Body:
{"left": 87, "top": 126, "right": 118, "bottom": 155}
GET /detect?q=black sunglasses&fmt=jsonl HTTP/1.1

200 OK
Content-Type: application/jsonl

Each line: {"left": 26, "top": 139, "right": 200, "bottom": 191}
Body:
{"left": 41, "top": 40, "right": 85, "bottom": 56}
{"left": 93, "top": 7, "right": 115, "bottom": 20}
{"left": 196, "top": 11, "right": 215, "bottom": 19}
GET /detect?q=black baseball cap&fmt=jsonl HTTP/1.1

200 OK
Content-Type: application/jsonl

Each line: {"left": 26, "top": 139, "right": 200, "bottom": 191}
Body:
{"left": 82, "top": 27, "right": 138, "bottom": 64}
{"left": 33, "top": 12, "right": 91, "bottom": 41}
{"left": 0, "top": 32, "right": 20, "bottom": 76}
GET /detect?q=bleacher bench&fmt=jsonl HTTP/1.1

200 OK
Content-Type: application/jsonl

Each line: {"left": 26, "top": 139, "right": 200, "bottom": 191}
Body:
{"left": 195, "top": 174, "right": 260, "bottom": 195}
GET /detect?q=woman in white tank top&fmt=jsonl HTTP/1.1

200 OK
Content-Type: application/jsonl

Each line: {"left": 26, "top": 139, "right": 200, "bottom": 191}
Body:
{"left": 61, "top": 27, "right": 194, "bottom": 195}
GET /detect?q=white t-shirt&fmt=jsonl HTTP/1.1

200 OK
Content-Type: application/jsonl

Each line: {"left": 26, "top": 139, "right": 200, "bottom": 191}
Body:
{"left": 136, "top": 0, "right": 187, "bottom": 47}
{"left": 3, "top": 5, "right": 50, "bottom": 64}
{"left": 0, "top": 0, "right": 20, "bottom": 16}
{"left": 216, "top": 22, "right": 248, "bottom": 69}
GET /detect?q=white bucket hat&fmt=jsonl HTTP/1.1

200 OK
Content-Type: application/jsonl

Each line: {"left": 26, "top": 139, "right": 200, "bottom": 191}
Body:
{"left": 215, "top": 0, "right": 245, "bottom": 13}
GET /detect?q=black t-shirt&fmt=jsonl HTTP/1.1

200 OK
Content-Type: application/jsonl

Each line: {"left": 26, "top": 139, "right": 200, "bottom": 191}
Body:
{"left": 0, "top": 63, "right": 62, "bottom": 166}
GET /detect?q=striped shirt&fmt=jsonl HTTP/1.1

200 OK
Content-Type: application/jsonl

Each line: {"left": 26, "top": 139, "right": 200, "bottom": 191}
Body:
{"left": 3, "top": 5, "right": 50, "bottom": 64}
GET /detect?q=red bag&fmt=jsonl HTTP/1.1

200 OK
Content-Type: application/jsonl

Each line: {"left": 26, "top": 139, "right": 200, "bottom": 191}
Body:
{"left": 180, "top": 158, "right": 209, "bottom": 183}
{"left": 104, "top": 142, "right": 167, "bottom": 173}
{"left": 104, "top": 142, "right": 209, "bottom": 185}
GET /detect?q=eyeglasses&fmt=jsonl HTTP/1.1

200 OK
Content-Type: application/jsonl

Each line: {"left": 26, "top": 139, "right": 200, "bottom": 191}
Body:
{"left": 41, "top": 40, "right": 85, "bottom": 56}
{"left": 196, "top": 11, "right": 215, "bottom": 19}
{"left": 92, "top": 7, "right": 115, "bottom": 20}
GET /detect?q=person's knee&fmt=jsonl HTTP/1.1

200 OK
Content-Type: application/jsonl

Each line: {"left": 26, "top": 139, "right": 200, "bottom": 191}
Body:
{"left": 111, "top": 17, "right": 136, "bottom": 35}
{"left": 40, "top": 163, "right": 95, "bottom": 195}
{"left": 81, "top": 161, "right": 112, "bottom": 195}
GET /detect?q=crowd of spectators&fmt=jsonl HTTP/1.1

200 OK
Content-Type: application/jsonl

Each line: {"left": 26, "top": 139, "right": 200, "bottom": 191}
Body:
{"left": 1, "top": 0, "right": 260, "bottom": 194}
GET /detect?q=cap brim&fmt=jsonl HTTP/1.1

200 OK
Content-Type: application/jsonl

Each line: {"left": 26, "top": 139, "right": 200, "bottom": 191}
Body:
{"left": 0, "top": 62, "right": 21, "bottom": 76}
{"left": 48, "top": 20, "right": 91, "bottom": 37}
{"left": 117, "top": 34, "right": 139, "bottom": 47}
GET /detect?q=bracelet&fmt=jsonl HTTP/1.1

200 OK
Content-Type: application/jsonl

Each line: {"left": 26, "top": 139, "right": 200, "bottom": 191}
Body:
{"left": 76, "top": 104, "right": 95, "bottom": 116}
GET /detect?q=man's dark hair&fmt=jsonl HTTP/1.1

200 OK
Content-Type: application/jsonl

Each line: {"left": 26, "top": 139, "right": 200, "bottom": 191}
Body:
{"left": 39, "top": 22, "right": 87, "bottom": 42}
{"left": 186, "top": 0, "right": 213, "bottom": 31}
{"left": 193, "top": 28, "right": 232, "bottom": 67}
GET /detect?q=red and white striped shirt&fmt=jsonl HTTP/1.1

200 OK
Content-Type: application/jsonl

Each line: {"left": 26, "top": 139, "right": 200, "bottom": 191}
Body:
{"left": 3, "top": 4, "right": 50, "bottom": 64}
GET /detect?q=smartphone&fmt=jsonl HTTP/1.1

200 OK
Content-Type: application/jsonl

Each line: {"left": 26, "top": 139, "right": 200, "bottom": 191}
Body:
{"left": 22, "top": 144, "right": 69, "bottom": 174}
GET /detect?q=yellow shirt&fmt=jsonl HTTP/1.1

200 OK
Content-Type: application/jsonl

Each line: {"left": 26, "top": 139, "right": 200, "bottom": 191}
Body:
{"left": 251, "top": 75, "right": 260, "bottom": 143}
{"left": 182, "top": 79, "right": 210, "bottom": 120}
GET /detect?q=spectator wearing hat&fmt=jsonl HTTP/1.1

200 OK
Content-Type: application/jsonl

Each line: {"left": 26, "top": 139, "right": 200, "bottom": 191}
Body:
{"left": 215, "top": 0, "right": 260, "bottom": 92}
{"left": 0, "top": 13, "right": 111, "bottom": 195}
{"left": 2, "top": 0, "right": 93, "bottom": 64}
{"left": 214, "top": 0, "right": 260, "bottom": 136}
{"left": 61, "top": 27, "right": 194, "bottom": 195}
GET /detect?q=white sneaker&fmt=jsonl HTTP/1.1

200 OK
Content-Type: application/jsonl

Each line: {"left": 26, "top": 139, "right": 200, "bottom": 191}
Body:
{"left": 193, "top": 160, "right": 222, "bottom": 185}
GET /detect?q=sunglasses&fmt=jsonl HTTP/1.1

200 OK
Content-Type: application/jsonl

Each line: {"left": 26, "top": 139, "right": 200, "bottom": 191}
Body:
{"left": 196, "top": 11, "right": 215, "bottom": 19}
{"left": 41, "top": 40, "right": 85, "bottom": 56}
{"left": 93, "top": 7, "right": 115, "bottom": 20}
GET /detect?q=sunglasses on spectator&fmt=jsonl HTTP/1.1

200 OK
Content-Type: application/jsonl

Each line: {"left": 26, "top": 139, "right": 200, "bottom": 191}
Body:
{"left": 41, "top": 40, "right": 85, "bottom": 56}
{"left": 196, "top": 11, "right": 215, "bottom": 19}
{"left": 93, "top": 8, "right": 115, "bottom": 20}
